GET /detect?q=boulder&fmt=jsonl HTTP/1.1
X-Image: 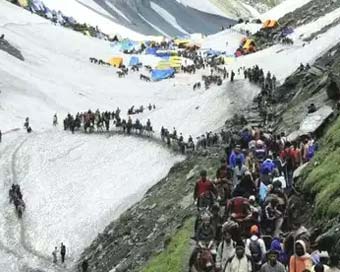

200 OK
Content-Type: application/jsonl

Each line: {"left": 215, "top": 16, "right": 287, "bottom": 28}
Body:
{"left": 326, "top": 79, "right": 340, "bottom": 100}
{"left": 288, "top": 105, "right": 333, "bottom": 141}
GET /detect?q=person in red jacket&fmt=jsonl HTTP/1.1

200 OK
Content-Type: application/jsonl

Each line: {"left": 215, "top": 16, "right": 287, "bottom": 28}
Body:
{"left": 194, "top": 170, "right": 216, "bottom": 208}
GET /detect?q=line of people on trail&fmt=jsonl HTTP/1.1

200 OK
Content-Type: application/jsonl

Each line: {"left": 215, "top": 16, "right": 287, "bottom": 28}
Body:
{"left": 127, "top": 103, "right": 156, "bottom": 115}
{"left": 160, "top": 127, "right": 194, "bottom": 154}
{"left": 188, "top": 124, "right": 323, "bottom": 272}
{"left": 63, "top": 108, "right": 154, "bottom": 137}
{"left": 243, "top": 66, "right": 277, "bottom": 125}
{"left": 8, "top": 184, "right": 25, "bottom": 218}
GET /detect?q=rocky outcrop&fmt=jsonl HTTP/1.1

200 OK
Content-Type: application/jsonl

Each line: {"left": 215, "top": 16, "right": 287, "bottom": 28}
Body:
{"left": 253, "top": 0, "right": 340, "bottom": 50}
{"left": 0, "top": 38, "right": 24, "bottom": 61}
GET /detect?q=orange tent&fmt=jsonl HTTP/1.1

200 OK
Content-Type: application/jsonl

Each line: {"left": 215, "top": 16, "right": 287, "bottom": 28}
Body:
{"left": 262, "top": 19, "right": 278, "bottom": 29}
{"left": 109, "top": 57, "right": 123, "bottom": 68}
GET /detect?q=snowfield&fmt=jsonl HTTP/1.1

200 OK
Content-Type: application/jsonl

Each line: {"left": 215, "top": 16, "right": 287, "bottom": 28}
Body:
{"left": 0, "top": 1, "right": 255, "bottom": 271}
{"left": 16, "top": 131, "right": 182, "bottom": 260}
{"left": 2, "top": 0, "right": 340, "bottom": 270}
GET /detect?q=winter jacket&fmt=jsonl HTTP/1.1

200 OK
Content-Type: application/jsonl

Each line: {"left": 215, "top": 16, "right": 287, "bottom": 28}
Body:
{"left": 216, "top": 240, "right": 236, "bottom": 269}
{"left": 226, "top": 254, "right": 253, "bottom": 272}
{"left": 289, "top": 240, "right": 313, "bottom": 272}
{"left": 260, "top": 159, "right": 276, "bottom": 175}
{"left": 229, "top": 152, "right": 245, "bottom": 168}
{"left": 194, "top": 179, "right": 214, "bottom": 200}
{"left": 270, "top": 238, "right": 288, "bottom": 265}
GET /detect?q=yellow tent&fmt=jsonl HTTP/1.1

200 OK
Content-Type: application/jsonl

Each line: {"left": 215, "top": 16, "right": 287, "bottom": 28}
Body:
{"left": 156, "top": 60, "right": 171, "bottom": 70}
{"left": 17, "top": 0, "right": 29, "bottom": 7}
{"left": 156, "top": 56, "right": 182, "bottom": 70}
{"left": 109, "top": 57, "right": 123, "bottom": 68}
{"left": 243, "top": 39, "right": 255, "bottom": 50}
{"left": 169, "top": 56, "right": 182, "bottom": 70}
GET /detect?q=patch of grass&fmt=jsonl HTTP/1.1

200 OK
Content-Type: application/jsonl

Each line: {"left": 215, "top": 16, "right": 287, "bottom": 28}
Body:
{"left": 302, "top": 116, "right": 340, "bottom": 218}
{"left": 142, "top": 218, "right": 194, "bottom": 272}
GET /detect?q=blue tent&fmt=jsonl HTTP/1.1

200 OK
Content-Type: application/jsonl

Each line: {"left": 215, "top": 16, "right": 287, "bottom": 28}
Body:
{"left": 151, "top": 69, "right": 175, "bottom": 81}
{"left": 129, "top": 56, "right": 139, "bottom": 66}
{"left": 120, "top": 40, "right": 136, "bottom": 51}
{"left": 206, "top": 49, "right": 221, "bottom": 57}
{"left": 155, "top": 51, "right": 171, "bottom": 58}
{"left": 145, "top": 47, "right": 158, "bottom": 55}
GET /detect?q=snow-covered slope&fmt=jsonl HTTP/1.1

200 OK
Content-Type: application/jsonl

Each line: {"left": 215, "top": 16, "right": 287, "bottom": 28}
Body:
{"left": 260, "top": 0, "right": 313, "bottom": 20}
{"left": 41, "top": 0, "right": 235, "bottom": 37}
{"left": 0, "top": 2, "right": 258, "bottom": 270}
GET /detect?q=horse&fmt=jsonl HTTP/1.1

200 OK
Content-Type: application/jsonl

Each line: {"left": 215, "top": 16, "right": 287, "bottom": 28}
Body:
{"left": 190, "top": 242, "right": 216, "bottom": 272}
{"left": 140, "top": 74, "right": 151, "bottom": 82}
{"left": 14, "top": 198, "right": 25, "bottom": 219}
{"left": 117, "top": 71, "right": 125, "bottom": 78}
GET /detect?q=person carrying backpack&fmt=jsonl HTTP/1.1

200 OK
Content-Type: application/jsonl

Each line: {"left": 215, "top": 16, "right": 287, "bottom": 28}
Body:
{"left": 225, "top": 241, "right": 253, "bottom": 272}
{"left": 246, "top": 225, "right": 266, "bottom": 271}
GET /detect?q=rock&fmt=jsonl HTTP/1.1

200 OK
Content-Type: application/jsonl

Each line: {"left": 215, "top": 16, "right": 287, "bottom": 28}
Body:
{"left": 179, "top": 193, "right": 194, "bottom": 209}
{"left": 186, "top": 166, "right": 198, "bottom": 181}
{"left": 0, "top": 39, "right": 25, "bottom": 61}
{"left": 293, "top": 162, "right": 309, "bottom": 179}
{"left": 326, "top": 79, "right": 340, "bottom": 100}
{"left": 288, "top": 105, "right": 333, "bottom": 141}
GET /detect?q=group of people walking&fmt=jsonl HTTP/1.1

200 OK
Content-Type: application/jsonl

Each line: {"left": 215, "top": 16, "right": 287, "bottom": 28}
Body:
{"left": 188, "top": 121, "right": 323, "bottom": 272}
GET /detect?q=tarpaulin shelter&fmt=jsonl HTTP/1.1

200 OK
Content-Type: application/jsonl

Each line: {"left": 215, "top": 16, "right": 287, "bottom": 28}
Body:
{"left": 169, "top": 56, "right": 182, "bottom": 70}
{"left": 262, "top": 19, "right": 279, "bottom": 29}
{"left": 151, "top": 69, "right": 175, "bottom": 81}
{"left": 145, "top": 47, "right": 158, "bottom": 55}
{"left": 109, "top": 57, "right": 123, "bottom": 68}
{"left": 129, "top": 56, "right": 139, "bottom": 66}
{"left": 120, "top": 39, "right": 139, "bottom": 52}
{"left": 281, "top": 27, "right": 294, "bottom": 37}
{"left": 205, "top": 49, "right": 221, "bottom": 57}
{"left": 156, "top": 56, "right": 182, "bottom": 70}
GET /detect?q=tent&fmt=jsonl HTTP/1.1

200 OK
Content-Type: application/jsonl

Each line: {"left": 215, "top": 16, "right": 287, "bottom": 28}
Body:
{"left": 262, "top": 19, "right": 279, "bottom": 29}
{"left": 17, "top": 0, "right": 29, "bottom": 8}
{"left": 120, "top": 39, "right": 139, "bottom": 52}
{"left": 145, "top": 47, "right": 158, "bottom": 55}
{"left": 151, "top": 69, "right": 175, "bottom": 81}
{"left": 243, "top": 39, "right": 256, "bottom": 53}
{"left": 109, "top": 57, "right": 123, "bottom": 68}
{"left": 169, "top": 56, "right": 182, "bottom": 70}
{"left": 156, "top": 57, "right": 182, "bottom": 70}
{"left": 129, "top": 56, "right": 139, "bottom": 66}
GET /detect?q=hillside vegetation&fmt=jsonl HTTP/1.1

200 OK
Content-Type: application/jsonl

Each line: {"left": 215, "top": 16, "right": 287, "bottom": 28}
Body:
{"left": 301, "top": 115, "right": 340, "bottom": 218}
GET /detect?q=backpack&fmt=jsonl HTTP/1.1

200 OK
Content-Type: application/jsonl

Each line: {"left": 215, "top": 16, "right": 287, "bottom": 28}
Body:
{"left": 249, "top": 239, "right": 262, "bottom": 263}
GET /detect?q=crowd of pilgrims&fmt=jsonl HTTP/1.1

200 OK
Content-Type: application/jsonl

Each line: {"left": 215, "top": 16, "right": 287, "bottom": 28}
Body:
{"left": 188, "top": 125, "right": 324, "bottom": 272}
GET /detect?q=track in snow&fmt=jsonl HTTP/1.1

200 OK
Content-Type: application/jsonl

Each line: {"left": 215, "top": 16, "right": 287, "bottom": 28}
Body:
{"left": 0, "top": 133, "right": 74, "bottom": 272}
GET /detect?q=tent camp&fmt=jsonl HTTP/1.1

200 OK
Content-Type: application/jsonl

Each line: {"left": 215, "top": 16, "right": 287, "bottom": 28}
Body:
{"left": 262, "top": 20, "right": 279, "bottom": 29}
{"left": 129, "top": 56, "right": 139, "bottom": 66}
{"left": 151, "top": 69, "right": 175, "bottom": 81}
{"left": 109, "top": 57, "right": 123, "bottom": 68}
